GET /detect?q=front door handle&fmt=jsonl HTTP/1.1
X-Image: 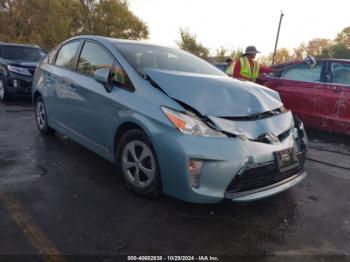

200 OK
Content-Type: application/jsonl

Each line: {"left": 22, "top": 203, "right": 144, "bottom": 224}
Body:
{"left": 68, "top": 84, "right": 77, "bottom": 91}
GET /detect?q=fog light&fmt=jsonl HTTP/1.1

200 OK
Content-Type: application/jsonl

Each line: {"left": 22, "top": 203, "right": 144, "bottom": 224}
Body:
{"left": 188, "top": 159, "right": 203, "bottom": 188}
{"left": 13, "top": 80, "right": 19, "bottom": 88}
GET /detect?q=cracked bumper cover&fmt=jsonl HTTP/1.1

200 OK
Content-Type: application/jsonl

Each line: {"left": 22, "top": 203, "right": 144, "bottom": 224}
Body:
{"left": 153, "top": 123, "right": 307, "bottom": 204}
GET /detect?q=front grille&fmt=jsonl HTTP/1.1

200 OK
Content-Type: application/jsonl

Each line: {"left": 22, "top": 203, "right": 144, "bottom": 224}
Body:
{"left": 278, "top": 129, "right": 291, "bottom": 142}
{"left": 28, "top": 68, "right": 36, "bottom": 75}
{"left": 226, "top": 152, "right": 306, "bottom": 194}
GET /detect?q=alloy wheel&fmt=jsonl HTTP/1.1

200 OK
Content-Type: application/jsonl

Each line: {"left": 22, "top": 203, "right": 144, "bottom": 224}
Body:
{"left": 121, "top": 140, "right": 156, "bottom": 188}
{"left": 36, "top": 101, "right": 46, "bottom": 130}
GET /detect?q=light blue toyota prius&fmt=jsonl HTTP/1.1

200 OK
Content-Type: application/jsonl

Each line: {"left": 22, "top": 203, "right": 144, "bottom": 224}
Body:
{"left": 32, "top": 35, "right": 308, "bottom": 203}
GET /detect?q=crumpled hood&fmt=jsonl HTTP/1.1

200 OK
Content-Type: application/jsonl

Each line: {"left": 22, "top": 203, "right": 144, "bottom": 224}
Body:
{"left": 209, "top": 112, "right": 294, "bottom": 139}
{"left": 145, "top": 68, "right": 282, "bottom": 117}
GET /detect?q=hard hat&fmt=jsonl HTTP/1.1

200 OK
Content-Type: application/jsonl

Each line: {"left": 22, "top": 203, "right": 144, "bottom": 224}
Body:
{"left": 244, "top": 46, "right": 261, "bottom": 55}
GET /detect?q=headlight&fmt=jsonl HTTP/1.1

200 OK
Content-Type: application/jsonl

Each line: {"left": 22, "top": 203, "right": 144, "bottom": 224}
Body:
{"left": 162, "top": 107, "right": 227, "bottom": 138}
{"left": 7, "top": 65, "right": 32, "bottom": 76}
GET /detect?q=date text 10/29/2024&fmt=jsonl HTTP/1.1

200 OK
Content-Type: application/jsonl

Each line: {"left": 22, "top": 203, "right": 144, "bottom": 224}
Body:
{"left": 127, "top": 256, "right": 220, "bottom": 261}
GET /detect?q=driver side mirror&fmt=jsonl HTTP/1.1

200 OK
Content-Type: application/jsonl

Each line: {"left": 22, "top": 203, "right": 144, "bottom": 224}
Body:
{"left": 94, "top": 66, "right": 134, "bottom": 92}
{"left": 94, "top": 68, "right": 115, "bottom": 93}
{"left": 94, "top": 68, "right": 111, "bottom": 85}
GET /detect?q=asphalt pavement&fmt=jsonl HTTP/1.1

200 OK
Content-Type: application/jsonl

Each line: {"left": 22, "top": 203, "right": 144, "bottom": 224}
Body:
{"left": 0, "top": 99, "right": 350, "bottom": 261}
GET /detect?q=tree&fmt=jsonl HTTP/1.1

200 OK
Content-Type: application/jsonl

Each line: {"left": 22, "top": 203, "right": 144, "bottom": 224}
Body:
{"left": 274, "top": 48, "right": 292, "bottom": 64}
{"left": 91, "top": 0, "right": 148, "bottom": 39}
{"left": 293, "top": 42, "right": 307, "bottom": 60}
{"left": 79, "top": 0, "right": 97, "bottom": 34}
{"left": 257, "top": 55, "right": 272, "bottom": 67}
{"left": 177, "top": 28, "right": 209, "bottom": 59}
{"left": 335, "top": 27, "right": 350, "bottom": 47}
{"left": 293, "top": 39, "right": 332, "bottom": 59}
{"left": 258, "top": 48, "right": 292, "bottom": 66}
{"left": 213, "top": 47, "right": 242, "bottom": 62}
{"left": 326, "top": 43, "right": 350, "bottom": 59}
{"left": 0, "top": 0, "right": 148, "bottom": 49}
{"left": 306, "top": 38, "right": 332, "bottom": 57}
{"left": 315, "top": 27, "right": 350, "bottom": 59}
{"left": 215, "top": 46, "right": 228, "bottom": 62}
{"left": 229, "top": 48, "right": 243, "bottom": 60}
{"left": 0, "top": 0, "right": 79, "bottom": 48}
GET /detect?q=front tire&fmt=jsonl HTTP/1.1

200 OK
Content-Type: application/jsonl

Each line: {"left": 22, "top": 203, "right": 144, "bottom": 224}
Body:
{"left": 35, "top": 96, "right": 54, "bottom": 134}
{"left": 117, "top": 129, "right": 161, "bottom": 197}
{"left": 0, "top": 77, "right": 11, "bottom": 102}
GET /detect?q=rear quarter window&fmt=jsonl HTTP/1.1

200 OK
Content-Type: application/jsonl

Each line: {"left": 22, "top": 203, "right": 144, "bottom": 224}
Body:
{"left": 47, "top": 46, "right": 60, "bottom": 65}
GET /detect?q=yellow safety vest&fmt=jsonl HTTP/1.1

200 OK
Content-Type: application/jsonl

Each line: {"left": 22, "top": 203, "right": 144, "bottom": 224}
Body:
{"left": 226, "top": 64, "right": 234, "bottom": 76}
{"left": 239, "top": 56, "right": 260, "bottom": 82}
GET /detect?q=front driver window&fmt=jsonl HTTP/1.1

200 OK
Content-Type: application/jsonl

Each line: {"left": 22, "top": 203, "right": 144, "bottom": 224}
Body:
{"left": 332, "top": 63, "right": 350, "bottom": 86}
{"left": 281, "top": 62, "right": 324, "bottom": 83}
{"left": 77, "top": 42, "right": 114, "bottom": 77}
{"left": 78, "top": 41, "right": 134, "bottom": 90}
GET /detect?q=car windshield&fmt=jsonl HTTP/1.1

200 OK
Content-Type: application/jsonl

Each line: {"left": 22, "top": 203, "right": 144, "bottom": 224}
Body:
{"left": 0, "top": 45, "right": 47, "bottom": 61}
{"left": 115, "top": 43, "right": 226, "bottom": 77}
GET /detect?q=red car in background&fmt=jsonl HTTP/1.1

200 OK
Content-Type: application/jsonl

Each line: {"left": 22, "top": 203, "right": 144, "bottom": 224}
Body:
{"left": 257, "top": 58, "right": 350, "bottom": 135}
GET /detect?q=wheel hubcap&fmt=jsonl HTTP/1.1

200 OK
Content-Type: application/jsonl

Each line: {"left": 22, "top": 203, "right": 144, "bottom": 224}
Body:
{"left": 36, "top": 102, "right": 46, "bottom": 129}
{"left": 121, "top": 140, "right": 155, "bottom": 188}
{"left": 0, "top": 81, "right": 4, "bottom": 99}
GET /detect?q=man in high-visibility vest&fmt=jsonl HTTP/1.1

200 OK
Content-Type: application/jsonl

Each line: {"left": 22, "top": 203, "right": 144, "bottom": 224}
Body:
{"left": 225, "top": 58, "right": 234, "bottom": 76}
{"left": 233, "top": 46, "right": 273, "bottom": 82}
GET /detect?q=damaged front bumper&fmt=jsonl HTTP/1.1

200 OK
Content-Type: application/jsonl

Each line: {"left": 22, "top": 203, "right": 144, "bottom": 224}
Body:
{"left": 227, "top": 170, "right": 306, "bottom": 202}
{"left": 224, "top": 150, "right": 306, "bottom": 202}
{"left": 154, "top": 111, "right": 307, "bottom": 204}
{"left": 5, "top": 71, "right": 34, "bottom": 96}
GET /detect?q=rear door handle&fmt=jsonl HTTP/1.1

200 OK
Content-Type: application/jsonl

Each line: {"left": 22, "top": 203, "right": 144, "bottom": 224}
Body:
{"left": 329, "top": 85, "right": 342, "bottom": 92}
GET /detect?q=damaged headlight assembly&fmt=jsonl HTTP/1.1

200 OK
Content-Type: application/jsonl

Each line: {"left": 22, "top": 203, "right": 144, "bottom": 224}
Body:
{"left": 162, "top": 107, "right": 226, "bottom": 188}
{"left": 161, "top": 107, "right": 227, "bottom": 138}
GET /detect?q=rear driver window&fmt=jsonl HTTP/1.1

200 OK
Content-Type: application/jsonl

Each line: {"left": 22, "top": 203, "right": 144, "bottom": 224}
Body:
{"left": 55, "top": 41, "right": 80, "bottom": 69}
{"left": 332, "top": 63, "right": 350, "bottom": 86}
{"left": 77, "top": 42, "right": 114, "bottom": 77}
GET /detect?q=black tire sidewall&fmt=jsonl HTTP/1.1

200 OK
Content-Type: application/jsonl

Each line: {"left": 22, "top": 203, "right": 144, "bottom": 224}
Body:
{"left": 35, "top": 97, "right": 51, "bottom": 134}
{"left": 117, "top": 129, "right": 161, "bottom": 197}
{"left": 0, "top": 76, "right": 10, "bottom": 102}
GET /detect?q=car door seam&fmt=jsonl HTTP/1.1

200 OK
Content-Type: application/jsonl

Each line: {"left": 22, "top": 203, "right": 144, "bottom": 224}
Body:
{"left": 53, "top": 117, "right": 110, "bottom": 153}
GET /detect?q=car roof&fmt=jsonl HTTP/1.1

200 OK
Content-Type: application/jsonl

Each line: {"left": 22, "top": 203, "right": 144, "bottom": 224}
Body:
{"left": 317, "top": 58, "right": 350, "bottom": 63}
{"left": 274, "top": 58, "right": 350, "bottom": 68}
{"left": 0, "top": 43, "right": 42, "bottom": 49}
{"left": 68, "top": 35, "right": 172, "bottom": 49}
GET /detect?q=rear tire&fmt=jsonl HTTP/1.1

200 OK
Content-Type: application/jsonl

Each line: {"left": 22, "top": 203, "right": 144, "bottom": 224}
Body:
{"left": 0, "top": 77, "right": 11, "bottom": 102}
{"left": 35, "top": 96, "right": 54, "bottom": 135}
{"left": 117, "top": 129, "right": 161, "bottom": 197}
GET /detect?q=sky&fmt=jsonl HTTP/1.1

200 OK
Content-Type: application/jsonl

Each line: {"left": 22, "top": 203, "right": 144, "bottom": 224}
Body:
{"left": 128, "top": 0, "right": 349, "bottom": 56}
